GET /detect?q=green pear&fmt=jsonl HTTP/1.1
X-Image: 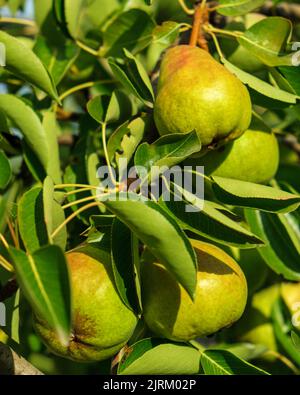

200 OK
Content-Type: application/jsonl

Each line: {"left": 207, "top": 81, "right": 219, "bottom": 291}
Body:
{"left": 230, "top": 285, "right": 280, "bottom": 353}
{"left": 141, "top": 239, "right": 247, "bottom": 341}
{"left": 34, "top": 245, "right": 138, "bottom": 362}
{"left": 154, "top": 45, "right": 252, "bottom": 146}
{"left": 197, "top": 129, "right": 279, "bottom": 184}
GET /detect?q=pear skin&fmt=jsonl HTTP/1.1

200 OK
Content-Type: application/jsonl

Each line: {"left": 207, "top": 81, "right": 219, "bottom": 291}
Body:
{"left": 141, "top": 240, "right": 247, "bottom": 341}
{"left": 198, "top": 129, "right": 279, "bottom": 184}
{"left": 34, "top": 245, "right": 138, "bottom": 362}
{"left": 154, "top": 45, "right": 252, "bottom": 146}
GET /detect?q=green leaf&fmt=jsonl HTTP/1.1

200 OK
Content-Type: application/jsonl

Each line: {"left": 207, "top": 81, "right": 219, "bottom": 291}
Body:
{"left": 108, "top": 50, "right": 154, "bottom": 107}
{"left": 238, "top": 17, "right": 293, "bottom": 67}
{"left": 291, "top": 331, "right": 300, "bottom": 351}
{"left": 100, "top": 192, "right": 197, "bottom": 298}
{"left": 43, "top": 177, "right": 67, "bottom": 251}
{"left": 245, "top": 209, "right": 300, "bottom": 281}
{"left": 0, "top": 31, "right": 58, "bottom": 100}
{"left": 134, "top": 132, "right": 201, "bottom": 179}
{"left": 87, "top": 90, "right": 132, "bottom": 125}
{"left": 18, "top": 187, "right": 49, "bottom": 254}
{"left": 279, "top": 67, "right": 300, "bottom": 96}
{"left": 33, "top": 36, "right": 79, "bottom": 85}
{"left": 57, "top": 0, "right": 120, "bottom": 42}
{"left": 0, "top": 95, "right": 49, "bottom": 174}
{"left": 218, "top": 0, "right": 266, "bottom": 16}
{"left": 111, "top": 218, "right": 140, "bottom": 313}
{"left": 100, "top": 9, "right": 156, "bottom": 57}
{"left": 0, "top": 150, "right": 12, "bottom": 190}
{"left": 9, "top": 245, "right": 71, "bottom": 346}
{"left": 42, "top": 111, "right": 62, "bottom": 184}
{"left": 201, "top": 349, "right": 269, "bottom": 375}
{"left": 221, "top": 58, "right": 299, "bottom": 103}
{"left": 160, "top": 188, "right": 264, "bottom": 248}
{"left": 118, "top": 338, "right": 200, "bottom": 375}
{"left": 107, "top": 116, "right": 148, "bottom": 172}
{"left": 0, "top": 181, "right": 20, "bottom": 233}
{"left": 212, "top": 176, "right": 300, "bottom": 213}
{"left": 272, "top": 298, "right": 300, "bottom": 366}
{"left": 152, "top": 21, "right": 180, "bottom": 45}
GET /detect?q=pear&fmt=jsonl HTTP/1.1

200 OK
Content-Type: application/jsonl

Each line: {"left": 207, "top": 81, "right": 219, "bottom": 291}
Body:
{"left": 198, "top": 129, "right": 279, "bottom": 184}
{"left": 34, "top": 245, "right": 138, "bottom": 362}
{"left": 141, "top": 239, "right": 247, "bottom": 341}
{"left": 230, "top": 285, "right": 280, "bottom": 354}
{"left": 154, "top": 45, "right": 252, "bottom": 146}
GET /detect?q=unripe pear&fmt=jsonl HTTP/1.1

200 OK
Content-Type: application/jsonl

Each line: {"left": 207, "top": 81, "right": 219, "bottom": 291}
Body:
{"left": 154, "top": 45, "right": 252, "bottom": 146}
{"left": 231, "top": 285, "right": 280, "bottom": 353}
{"left": 198, "top": 129, "right": 279, "bottom": 184}
{"left": 141, "top": 240, "right": 247, "bottom": 341}
{"left": 34, "top": 246, "right": 138, "bottom": 362}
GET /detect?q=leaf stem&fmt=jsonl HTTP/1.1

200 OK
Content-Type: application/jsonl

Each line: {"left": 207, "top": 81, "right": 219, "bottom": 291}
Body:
{"left": 75, "top": 40, "right": 99, "bottom": 57}
{"left": 64, "top": 187, "right": 98, "bottom": 196}
{"left": 204, "top": 25, "right": 242, "bottom": 39}
{"left": 0, "top": 17, "right": 36, "bottom": 27}
{"left": 102, "top": 122, "right": 118, "bottom": 187}
{"left": 6, "top": 217, "right": 19, "bottom": 248}
{"left": 54, "top": 183, "right": 99, "bottom": 191}
{"left": 0, "top": 255, "right": 14, "bottom": 273}
{"left": 206, "top": 30, "right": 224, "bottom": 59}
{"left": 62, "top": 192, "right": 109, "bottom": 210}
{"left": 51, "top": 201, "right": 103, "bottom": 239}
{"left": 0, "top": 233, "right": 9, "bottom": 249}
{"left": 178, "top": 0, "right": 195, "bottom": 15}
{"left": 58, "top": 80, "right": 114, "bottom": 102}
{"left": 190, "top": 340, "right": 205, "bottom": 353}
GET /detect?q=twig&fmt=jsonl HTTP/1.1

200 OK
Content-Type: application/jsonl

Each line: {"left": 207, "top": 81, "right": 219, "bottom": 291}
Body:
{"left": 189, "top": 1, "right": 209, "bottom": 50}
{"left": 0, "top": 343, "right": 43, "bottom": 375}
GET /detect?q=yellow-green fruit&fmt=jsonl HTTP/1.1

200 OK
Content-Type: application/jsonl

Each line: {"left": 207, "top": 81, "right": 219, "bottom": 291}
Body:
{"left": 154, "top": 45, "right": 252, "bottom": 146}
{"left": 142, "top": 240, "right": 248, "bottom": 341}
{"left": 281, "top": 282, "right": 300, "bottom": 322}
{"left": 199, "top": 129, "right": 279, "bottom": 184}
{"left": 231, "top": 285, "right": 280, "bottom": 353}
{"left": 34, "top": 246, "right": 138, "bottom": 362}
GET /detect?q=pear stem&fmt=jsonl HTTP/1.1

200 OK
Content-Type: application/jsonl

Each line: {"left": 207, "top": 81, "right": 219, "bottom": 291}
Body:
{"left": 189, "top": 2, "right": 209, "bottom": 51}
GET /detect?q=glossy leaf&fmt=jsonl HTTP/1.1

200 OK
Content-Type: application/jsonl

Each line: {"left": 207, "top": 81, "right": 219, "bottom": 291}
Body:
{"left": 201, "top": 349, "right": 269, "bottom": 375}
{"left": 9, "top": 245, "right": 71, "bottom": 346}
{"left": 0, "top": 95, "right": 49, "bottom": 174}
{"left": 100, "top": 9, "right": 155, "bottom": 57}
{"left": 134, "top": 132, "right": 201, "bottom": 178}
{"left": 221, "top": 58, "right": 299, "bottom": 103}
{"left": 34, "top": 36, "right": 79, "bottom": 85}
{"left": 43, "top": 177, "right": 67, "bottom": 251}
{"left": 111, "top": 218, "right": 140, "bottom": 313}
{"left": 87, "top": 90, "right": 132, "bottom": 125}
{"left": 100, "top": 192, "right": 197, "bottom": 298}
{"left": 42, "top": 111, "right": 62, "bottom": 184}
{"left": 0, "top": 31, "right": 58, "bottom": 100}
{"left": 18, "top": 187, "right": 49, "bottom": 254}
{"left": 245, "top": 209, "right": 300, "bottom": 281}
{"left": 212, "top": 176, "right": 300, "bottom": 213}
{"left": 118, "top": 338, "right": 200, "bottom": 375}
{"left": 272, "top": 298, "right": 300, "bottom": 366}
{"left": 108, "top": 50, "right": 154, "bottom": 107}
{"left": 218, "top": 0, "right": 266, "bottom": 16}
{"left": 161, "top": 189, "right": 264, "bottom": 248}
{"left": 107, "top": 116, "right": 148, "bottom": 171}
{"left": 238, "top": 17, "right": 293, "bottom": 67}
{"left": 0, "top": 150, "right": 12, "bottom": 189}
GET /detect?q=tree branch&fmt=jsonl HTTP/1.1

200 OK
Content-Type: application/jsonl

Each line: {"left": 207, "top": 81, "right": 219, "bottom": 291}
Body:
{"left": 0, "top": 343, "right": 43, "bottom": 375}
